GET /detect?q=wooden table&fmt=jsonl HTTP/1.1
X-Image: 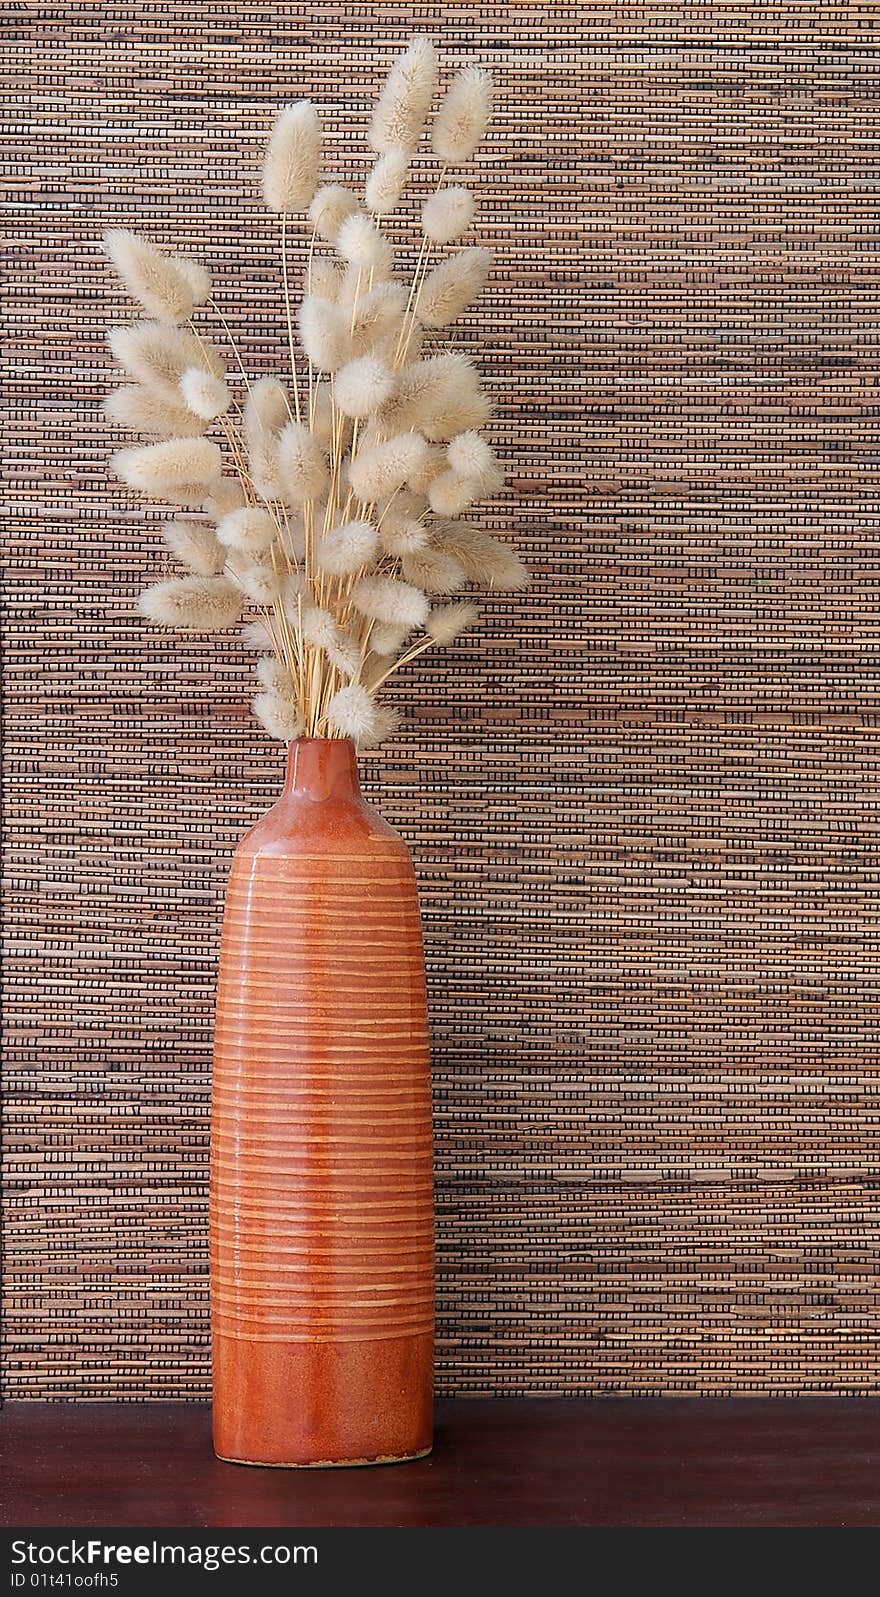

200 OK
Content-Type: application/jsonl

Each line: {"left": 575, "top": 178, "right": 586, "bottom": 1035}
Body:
{"left": 2, "top": 1399, "right": 879, "bottom": 1528}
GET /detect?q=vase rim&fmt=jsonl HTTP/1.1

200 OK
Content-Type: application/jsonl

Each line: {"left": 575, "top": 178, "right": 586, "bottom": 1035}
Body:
{"left": 288, "top": 734, "right": 354, "bottom": 743}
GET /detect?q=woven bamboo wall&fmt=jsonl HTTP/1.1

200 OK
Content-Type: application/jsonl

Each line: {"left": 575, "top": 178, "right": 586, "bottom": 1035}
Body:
{"left": 3, "top": 0, "right": 879, "bottom": 1399}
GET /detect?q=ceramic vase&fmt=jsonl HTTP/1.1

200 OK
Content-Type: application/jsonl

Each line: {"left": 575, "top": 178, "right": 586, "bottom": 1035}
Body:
{"left": 210, "top": 737, "right": 434, "bottom": 1466}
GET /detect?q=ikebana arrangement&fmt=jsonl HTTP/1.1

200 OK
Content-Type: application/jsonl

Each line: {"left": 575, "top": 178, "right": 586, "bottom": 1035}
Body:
{"left": 103, "top": 34, "right": 526, "bottom": 749}
{"left": 101, "top": 36, "right": 525, "bottom": 1470}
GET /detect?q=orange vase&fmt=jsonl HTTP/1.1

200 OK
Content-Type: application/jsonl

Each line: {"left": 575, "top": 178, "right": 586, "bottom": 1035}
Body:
{"left": 210, "top": 737, "right": 434, "bottom": 1467}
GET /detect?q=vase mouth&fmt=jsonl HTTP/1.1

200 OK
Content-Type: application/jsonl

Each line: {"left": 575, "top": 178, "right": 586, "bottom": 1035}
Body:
{"left": 288, "top": 736, "right": 355, "bottom": 747}
{"left": 284, "top": 736, "right": 359, "bottom": 802}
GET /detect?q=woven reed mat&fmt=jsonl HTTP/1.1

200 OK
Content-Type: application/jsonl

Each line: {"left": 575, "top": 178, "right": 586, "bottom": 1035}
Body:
{"left": 2, "top": 3, "right": 878, "bottom": 1396}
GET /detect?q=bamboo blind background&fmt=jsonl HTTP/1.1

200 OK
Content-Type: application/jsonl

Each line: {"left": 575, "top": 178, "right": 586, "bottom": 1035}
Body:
{"left": 3, "top": 0, "right": 880, "bottom": 1400}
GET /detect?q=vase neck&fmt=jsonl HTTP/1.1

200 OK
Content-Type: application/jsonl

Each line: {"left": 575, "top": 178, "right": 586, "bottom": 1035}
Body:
{"left": 284, "top": 738, "right": 361, "bottom": 803}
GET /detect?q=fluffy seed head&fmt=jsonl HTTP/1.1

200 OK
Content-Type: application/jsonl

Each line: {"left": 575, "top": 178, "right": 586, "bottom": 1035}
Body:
{"left": 379, "top": 521, "right": 429, "bottom": 556}
{"left": 431, "top": 66, "right": 492, "bottom": 163}
{"left": 161, "top": 519, "right": 226, "bottom": 576}
{"left": 138, "top": 576, "right": 242, "bottom": 630}
{"left": 276, "top": 420, "right": 329, "bottom": 503}
{"left": 307, "top": 257, "right": 343, "bottom": 302}
{"left": 204, "top": 478, "right": 246, "bottom": 518}
{"left": 289, "top": 511, "right": 313, "bottom": 559}
{"left": 415, "top": 247, "right": 492, "bottom": 328}
{"left": 350, "top": 282, "right": 408, "bottom": 355}
{"left": 298, "top": 296, "right": 352, "bottom": 372}
{"left": 112, "top": 437, "right": 222, "bottom": 497}
{"left": 421, "top": 185, "right": 475, "bottom": 243}
{"left": 433, "top": 523, "right": 528, "bottom": 589}
{"left": 176, "top": 257, "right": 210, "bottom": 300}
{"left": 311, "top": 383, "right": 334, "bottom": 445}
{"left": 381, "top": 487, "right": 428, "bottom": 524}
{"left": 378, "top": 361, "right": 436, "bottom": 437}
{"left": 447, "top": 430, "right": 504, "bottom": 492}
{"left": 162, "top": 481, "right": 220, "bottom": 508}
{"left": 301, "top": 603, "right": 340, "bottom": 651}
{"left": 179, "top": 367, "right": 231, "bottom": 419}
{"left": 332, "top": 636, "right": 361, "bottom": 679}
{"left": 351, "top": 574, "right": 430, "bottom": 629}
{"left": 401, "top": 545, "right": 467, "bottom": 594}
{"left": 262, "top": 100, "right": 321, "bottom": 211}
{"left": 246, "top": 442, "right": 286, "bottom": 504}
{"left": 428, "top": 468, "right": 478, "bottom": 517}
{"left": 325, "top": 683, "right": 380, "bottom": 743}
{"left": 301, "top": 606, "right": 360, "bottom": 677}
{"left": 103, "top": 230, "right": 210, "bottom": 323}
{"left": 243, "top": 376, "right": 291, "bottom": 441}
{"left": 404, "top": 443, "right": 447, "bottom": 493}
{"left": 241, "top": 619, "right": 273, "bottom": 650}
{"left": 387, "top": 352, "right": 491, "bottom": 442}
{"left": 236, "top": 561, "right": 280, "bottom": 607}
{"left": 358, "top": 702, "right": 400, "bottom": 747}
{"left": 336, "top": 213, "right": 391, "bottom": 271}
{"left": 369, "top": 622, "right": 410, "bottom": 656}
{"left": 103, "top": 385, "right": 207, "bottom": 439}
{"left": 216, "top": 507, "right": 276, "bottom": 555}
{"left": 281, "top": 569, "right": 306, "bottom": 610}
{"left": 333, "top": 355, "right": 394, "bottom": 419}
{"left": 317, "top": 518, "right": 378, "bottom": 576}
{"left": 337, "top": 258, "right": 394, "bottom": 316}
{"left": 369, "top": 36, "right": 438, "bottom": 154}
{"left": 308, "top": 183, "right": 359, "bottom": 244}
{"left": 348, "top": 432, "right": 427, "bottom": 502}
{"left": 108, "top": 322, "right": 224, "bottom": 405}
{"left": 255, "top": 655, "right": 295, "bottom": 694}
{"left": 378, "top": 494, "right": 429, "bottom": 555}
{"left": 365, "top": 149, "right": 409, "bottom": 215}
{"left": 253, "top": 689, "right": 305, "bottom": 741}
{"left": 425, "top": 600, "right": 479, "bottom": 645}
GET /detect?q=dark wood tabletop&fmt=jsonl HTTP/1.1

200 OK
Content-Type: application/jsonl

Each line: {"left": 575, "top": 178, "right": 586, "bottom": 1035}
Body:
{"left": 2, "top": 1398, "right": 879, "bottom": 1528}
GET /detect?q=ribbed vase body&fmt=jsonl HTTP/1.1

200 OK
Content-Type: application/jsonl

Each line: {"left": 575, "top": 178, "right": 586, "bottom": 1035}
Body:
{"left": 210, "top": 738, "right": 434, "bottom": 1466}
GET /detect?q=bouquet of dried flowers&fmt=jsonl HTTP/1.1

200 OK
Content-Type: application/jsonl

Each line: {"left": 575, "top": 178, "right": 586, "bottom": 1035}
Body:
{"left": 102, "top": 36, "right": 527, "bottom": 747}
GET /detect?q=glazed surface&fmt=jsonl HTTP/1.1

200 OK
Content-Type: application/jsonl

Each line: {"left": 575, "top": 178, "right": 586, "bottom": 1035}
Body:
{"left": 210, "top": 741, "right": 434, "bottom": 1466}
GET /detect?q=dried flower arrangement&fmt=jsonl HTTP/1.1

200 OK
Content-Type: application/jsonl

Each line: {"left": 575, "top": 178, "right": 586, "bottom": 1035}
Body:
{"left": 102, "top": 36, "right": 527, "bottom": 747}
